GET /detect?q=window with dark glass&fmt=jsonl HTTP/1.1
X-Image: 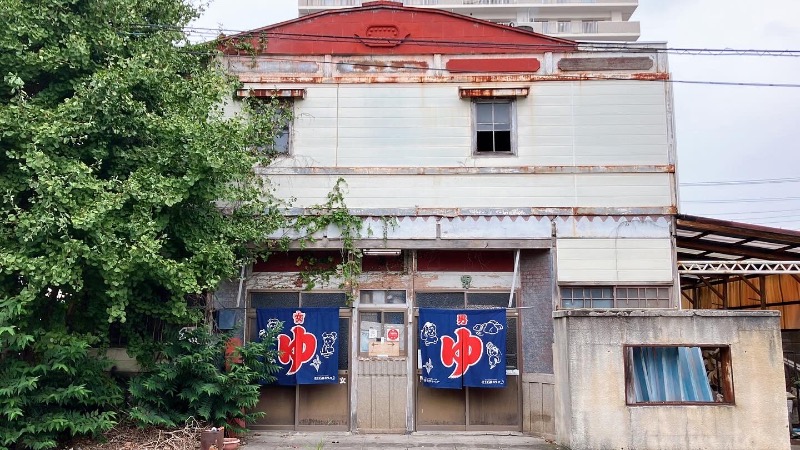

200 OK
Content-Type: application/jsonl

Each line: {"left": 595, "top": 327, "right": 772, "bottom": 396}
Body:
{"left": 474, "top": 99, "right": 513, "bottom": 154}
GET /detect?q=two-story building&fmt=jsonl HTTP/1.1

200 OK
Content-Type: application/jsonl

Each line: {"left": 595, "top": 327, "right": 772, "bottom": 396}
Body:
{"left": 212, "top": 2, "right": 788, "bottom": 448}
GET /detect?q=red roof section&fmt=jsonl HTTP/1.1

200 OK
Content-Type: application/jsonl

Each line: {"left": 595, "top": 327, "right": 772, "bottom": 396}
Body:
{"left": 219, "top": 1, "right": 577, "bottom": 55}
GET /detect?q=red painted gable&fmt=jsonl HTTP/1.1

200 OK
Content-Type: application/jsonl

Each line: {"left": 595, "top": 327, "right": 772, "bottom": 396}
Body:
{"left": 220, "top": 1, "right": 576, "bottom": 55}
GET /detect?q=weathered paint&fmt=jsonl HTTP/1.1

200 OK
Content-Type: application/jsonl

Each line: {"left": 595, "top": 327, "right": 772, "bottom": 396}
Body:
{"left": 553, "top": 310, "right": 788, "bottom": 450}
{"left": 416, "top": 250, "right": 515, "bottom": 272}
{"left": 553, "top": 215, "right": 672, "bottom": 239}
{"left": 236, "top": 88, "right": 306, "bottom": 98}
{"left": 458, "top": 87, "right": 530, "bottom": 98}
{"left": 447, "top": 58, "right": 541, "bottom": 74}
{"left": 558, "top": 57, "right": 654, "bottom": 72}
{"left": 337, "top": 59, "right": 429, "bottom": 73}
{"left": 235, "top": 73, "right": 670, "bottom": 84}
{"left": 219, "top": 3, "right": 576, "bottom": 56}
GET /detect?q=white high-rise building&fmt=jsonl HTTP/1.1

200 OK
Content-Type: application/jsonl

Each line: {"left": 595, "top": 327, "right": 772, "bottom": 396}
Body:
{"left": 298, "top": 0, "right": 640, "bottom": 41}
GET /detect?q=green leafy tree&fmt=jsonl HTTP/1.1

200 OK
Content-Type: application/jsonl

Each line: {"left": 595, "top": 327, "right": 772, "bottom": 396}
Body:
{"left": 0, "top": 0, "right": 289, "bottom": 448}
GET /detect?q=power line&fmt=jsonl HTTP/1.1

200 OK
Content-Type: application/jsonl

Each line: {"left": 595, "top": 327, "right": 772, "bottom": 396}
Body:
{"left": 681, "top": 176, "right": 800, "bottom": 187}
{"left": 697, "top": 208, "right": 800, "bottom": 217}
{"left": 683, "top": 196, "right": 800, "bottom": 203}
{"left": 194, "top": 52, "right": 800, "bottom": 88}
{"left": 744, "top": 218, "right": 800, "bottom": 226}
{"left": 707, "top": 213, "right": 800, "bottom": 221}
{"left": 137, "top": 23, "right": 800, "bottom": 57}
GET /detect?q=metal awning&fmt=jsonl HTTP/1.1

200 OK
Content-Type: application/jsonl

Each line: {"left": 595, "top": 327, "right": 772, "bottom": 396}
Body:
{"left": 676, "top": 215, "right": 800, "bottom": 292}
{"left": 677, "top": 214, "right": 800, "bottom": 262}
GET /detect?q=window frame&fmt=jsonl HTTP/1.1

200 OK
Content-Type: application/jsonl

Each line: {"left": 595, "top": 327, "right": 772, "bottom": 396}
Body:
{"left": 581, "top": 20, "right": 598, "bottom": 34}
{"left": 358, "top": 309, "right": 408, "bottom": 358}
{"left": 623, "top": 344, "right": 735, "bottom": 406}
{"left": 249, "top": 98, "right": 294, "bottom": 156}
{"left": 559, "top": 285, "right": 672, "bottom": 309}
{"left": 471, "top": 98, "right": 517, "bottom": 156}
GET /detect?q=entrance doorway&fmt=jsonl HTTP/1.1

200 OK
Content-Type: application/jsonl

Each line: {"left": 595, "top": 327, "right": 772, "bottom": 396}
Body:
{"left": 355, "top": 290, "right": 410, "bottom": 432}
{"left": 414, "top": 292, "right": 521, "bottom": 431}
{"left": 247, "top": 291, "right": 350, "bottom": 430}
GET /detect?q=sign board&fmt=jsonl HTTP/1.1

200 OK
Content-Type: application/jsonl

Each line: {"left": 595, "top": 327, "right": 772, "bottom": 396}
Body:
{"left": 386, "top": 327, "right": 400, "bottom": 342}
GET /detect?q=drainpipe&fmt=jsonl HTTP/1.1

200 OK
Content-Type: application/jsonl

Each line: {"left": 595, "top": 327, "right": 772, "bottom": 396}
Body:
{"left": 509, "top": 250, "right": 520, "bottom": 308}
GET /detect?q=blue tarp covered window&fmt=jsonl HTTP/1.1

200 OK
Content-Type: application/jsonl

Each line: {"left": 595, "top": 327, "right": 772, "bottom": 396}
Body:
{"left": 626, "top": 346, "right": 731, "bottom": 404}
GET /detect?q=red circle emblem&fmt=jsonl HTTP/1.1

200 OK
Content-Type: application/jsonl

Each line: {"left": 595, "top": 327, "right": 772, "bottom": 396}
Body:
{"left": 387, "top": 328, "right": 400, "bottom": 341}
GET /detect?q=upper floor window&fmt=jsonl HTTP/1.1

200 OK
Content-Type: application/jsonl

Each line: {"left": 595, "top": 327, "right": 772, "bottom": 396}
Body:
{"left": 537, "top": 20, "right": 551, "bottom": 33}
{"left": 474, "top": 99, "right": 514, "bottom": 155}
{"left": 581, "top": 20, "right": 598, "bottom": 33}
{"left": 557, "top": 21, "right": 572, "bottom": 33}
{"left": 254, "top": 99, "right": 292, "bottom": 155}
{"left": 240, "top": 94, "right": 296, "bottom": 156}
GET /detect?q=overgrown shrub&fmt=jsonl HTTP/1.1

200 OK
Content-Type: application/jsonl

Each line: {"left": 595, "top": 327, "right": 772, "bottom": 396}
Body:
{"left": 128, "top": 327, "right": 279, "bottom": 432}
{"left": 0, "top": 333, "right": 122, "bottom": 450}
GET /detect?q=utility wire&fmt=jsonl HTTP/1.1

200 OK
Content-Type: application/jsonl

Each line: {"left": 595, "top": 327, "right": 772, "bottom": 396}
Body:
{"left": 135, "top": 23, "right": 800, "bottom": 57}
{"left": 184, "top": 52, "right": 800, "bottom": 88}
{"left": 683, "top": 196, "right": 800, "bottom": 204}
{"left": 692, "top": 208, "right": 800, "bottom": 217}
{"left": 681, "top": 176, "right": 800, "bottom": 186}
{"left": 704, "top": 213, "right": 800, "bottom": 221}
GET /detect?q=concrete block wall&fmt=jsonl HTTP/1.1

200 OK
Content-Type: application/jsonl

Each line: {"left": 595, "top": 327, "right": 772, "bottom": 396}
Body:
{"left": 554, "top": 309, "right": 789, "bottom": 450}
{"left": 520, "top": 249, "right": 554, "bottom": 374}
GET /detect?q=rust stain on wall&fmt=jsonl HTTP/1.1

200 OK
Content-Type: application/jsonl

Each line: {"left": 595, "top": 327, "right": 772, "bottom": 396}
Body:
{"left": 237, "top": 73, "right": 670, "bottom": 84}
{"left": 338, "top": 60, "right": 428, "bottom": 73}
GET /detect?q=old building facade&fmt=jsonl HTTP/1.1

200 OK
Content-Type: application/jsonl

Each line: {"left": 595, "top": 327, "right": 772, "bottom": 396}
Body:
{"left": 211, "top": 2, "right": 788, "bottom": 448}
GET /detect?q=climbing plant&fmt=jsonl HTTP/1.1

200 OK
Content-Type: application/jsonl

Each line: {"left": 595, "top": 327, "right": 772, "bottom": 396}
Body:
{"left": 294, "top": 178, "right": 365, "bottom": 303}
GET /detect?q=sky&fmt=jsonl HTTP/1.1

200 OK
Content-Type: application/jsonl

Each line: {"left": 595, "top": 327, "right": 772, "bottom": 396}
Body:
{"left": 192, "top": 0, "right": 800, "bottom": 231}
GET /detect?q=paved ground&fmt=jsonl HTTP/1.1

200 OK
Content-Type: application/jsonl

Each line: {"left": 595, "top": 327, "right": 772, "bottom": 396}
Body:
{"left": 244, "top": 432, "right": 562, "bottom": 450}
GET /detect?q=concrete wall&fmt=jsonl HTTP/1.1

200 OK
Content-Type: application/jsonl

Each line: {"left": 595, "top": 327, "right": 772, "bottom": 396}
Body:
{"left": 553, "top": 309, "right": 789, "bottom": 450}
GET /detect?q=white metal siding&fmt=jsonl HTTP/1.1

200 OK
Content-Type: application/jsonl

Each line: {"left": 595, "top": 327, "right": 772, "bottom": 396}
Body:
{"left": 262, "top": 80, "right": 669, "bottom": 168}
{"left": 263, "top": 173, "right": 672, "bottom": 209}
{"left": 556, "top": 238, "right": 673, "bottom": 282}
